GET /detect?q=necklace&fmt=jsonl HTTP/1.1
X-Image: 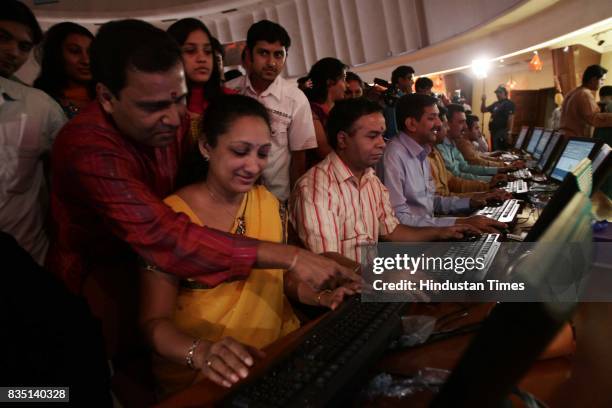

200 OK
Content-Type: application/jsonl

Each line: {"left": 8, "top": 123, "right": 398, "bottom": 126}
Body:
{"left": 205, "top": 185, "right": 247, "bottom": 235}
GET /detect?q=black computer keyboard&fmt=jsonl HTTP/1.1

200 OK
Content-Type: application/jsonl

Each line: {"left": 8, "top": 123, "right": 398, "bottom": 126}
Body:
{"left": 427, "top": 233, "right": 501, "bottom": 282}
{"left": 227, "top": 297, "right": 409, "bottom": 407}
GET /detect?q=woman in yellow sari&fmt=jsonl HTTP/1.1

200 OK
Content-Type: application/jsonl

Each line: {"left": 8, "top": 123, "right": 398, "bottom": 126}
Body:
{"left": 140, "top": 94, "right": 357, "bottom": 397}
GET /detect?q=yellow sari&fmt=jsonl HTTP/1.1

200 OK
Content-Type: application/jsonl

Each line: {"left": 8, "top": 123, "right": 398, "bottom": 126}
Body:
{"left": 154, "top": 185, "right": 300, "bottom": 396}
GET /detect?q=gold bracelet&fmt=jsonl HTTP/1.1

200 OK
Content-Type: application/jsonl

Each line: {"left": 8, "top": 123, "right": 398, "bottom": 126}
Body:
{"left": 186, "top": 338, "right": 201, "bottom": 370}
{"left": 316, "top": 289, "right": 333, "bottom": 305}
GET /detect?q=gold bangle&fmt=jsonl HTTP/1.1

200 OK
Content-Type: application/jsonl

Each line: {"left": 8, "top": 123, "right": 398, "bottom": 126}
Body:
{"left": 316, "top": 289, "right": 332, "bottom": 305}
{"left": 186, "top": 338, "right": 201, "bottom": 370}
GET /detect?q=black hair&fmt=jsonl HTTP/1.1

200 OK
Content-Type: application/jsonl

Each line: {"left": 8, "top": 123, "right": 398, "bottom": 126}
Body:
{"left": 346, "top": 71, "right": 363, "bottom": 87}
{"left": 391, "top": 65, "right": 415, "bottom": 85}
{"left": 224, "top": 69, "right": 242, "bottom": 82}
{"left": 466, "top": 114, "right": 480, "bottom": 130}
{"left": 246, "top": 20, "right": 291, "bottom": 52}
{"left": 176, "top": 94, "right": 271, "bottom": 187}
{"left": 395, "top": 93, "right": 438, "bottom": 131}
{"left": 438, "top": 104, "right": 448, "bottom": 120}
{"left": 306, "top": 57, "right": 348, "bottom": 103}
{"left": 33, "top": 22, "right": 94, "bottom": 100}
{"left": 600, "top": 85, "right": 612, "bottom": 98}
{"left": 0, "top": 0, "right": 43, "bottom": 44}
{"left": 167, "top": 18, "right": 222, "bottom": 101}
{"left": 210, "top": 36, "right": 224, "bottom": 58}
{"left": 326, "top": 98, "right": 383, "bottom": 150}
{"left": 582, "top": 64, "right": 608, "bottom": 85}
{"left": 445, "top": 103, "right": 466, "bottom": 122}
{"left": 297, "top": 76, "right": 309, "bottom": 86}
{"left": 90, "top": 19, "right": 182, "bottom": 96}
{"left": 415, "top": 77, "right": 434, "bottom": 92}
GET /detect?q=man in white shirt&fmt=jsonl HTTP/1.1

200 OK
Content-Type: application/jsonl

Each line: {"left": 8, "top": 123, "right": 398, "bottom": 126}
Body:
{"left": 0, "top": 2, "right": 66, "bottom": 264}
{"left": 226, "top": 20, "right": 317, "bottom": 201}
{"left": 0, "top": 76, "right": 66, "bottom": 264}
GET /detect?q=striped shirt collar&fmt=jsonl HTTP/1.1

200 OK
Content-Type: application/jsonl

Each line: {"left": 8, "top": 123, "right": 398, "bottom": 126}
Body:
{"left": 328, "top": 150, "right": 375, "bottom": 186}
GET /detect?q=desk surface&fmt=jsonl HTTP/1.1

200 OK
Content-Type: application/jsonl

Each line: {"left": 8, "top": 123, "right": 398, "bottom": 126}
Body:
{"left": 155, "top": 302, "right": 572, "bottom": 408}
{"left": 156, "top": 191, "right": 594, "bottom": 407}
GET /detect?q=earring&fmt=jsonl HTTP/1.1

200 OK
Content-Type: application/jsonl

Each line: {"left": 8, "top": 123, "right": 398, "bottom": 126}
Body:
{"left": 203, "top": 155, "right": 210, "bottom": 162}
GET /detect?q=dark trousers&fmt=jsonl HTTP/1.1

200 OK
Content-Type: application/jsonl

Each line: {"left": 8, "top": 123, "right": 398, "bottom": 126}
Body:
{"left": 491, "top": 128, "right": 509, "bottom": 151}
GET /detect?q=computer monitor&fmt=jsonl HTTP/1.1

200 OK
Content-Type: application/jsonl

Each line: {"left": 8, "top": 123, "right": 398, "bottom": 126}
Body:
{"left": 525, "top": 127, "right": 543, "bottom": 154}
{"left": 592, "top": 143, "right": 610, "bottom": 173}
{"left": 549, "top": 138, "right": 601, "bottom": 182}
{"left": 592, "top": 144, "right": 611, "bottom": 194}
{"left": 536, "top": 131, "right": 561, "bottom": 172}
{"left": 514, "top": 126, "right": 530, "bottom": 150}
{"left": 532, "top": 129, "right": 552, "bottom": 160}
{"left": 432, "top": 192, "right": 592, "bottom": 408}
{"left": 525, "top": 172, "right": 579, "bottom": 242}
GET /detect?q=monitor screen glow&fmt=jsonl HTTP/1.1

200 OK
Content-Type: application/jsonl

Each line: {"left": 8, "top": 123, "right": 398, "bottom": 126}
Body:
{"left": 533, "top": 130, "right": 552, "bottom": 159}
{"left": 550, "top": 140, "right": 597, "bottom": 182}
{"left": 526, "top": 128, "right": 543, "bottom": 154}
{"left": 514, "top": 127, "right": 529, "bottom": 150}
{"left": 538, "top": 132, "right": 561, "bottom": 170}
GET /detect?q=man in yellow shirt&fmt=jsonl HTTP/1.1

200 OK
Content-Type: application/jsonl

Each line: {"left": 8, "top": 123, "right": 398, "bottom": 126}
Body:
{"left": 429, "top": 108, "right": 510, "bottom": 202}
{"left": 455, "top": 115, "right": 518, "bottom": 168}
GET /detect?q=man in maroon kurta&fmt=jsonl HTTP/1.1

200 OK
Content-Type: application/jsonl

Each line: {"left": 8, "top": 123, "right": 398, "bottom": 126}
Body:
{"left": 46, "top": 20, "right": 354, "bottom": 355}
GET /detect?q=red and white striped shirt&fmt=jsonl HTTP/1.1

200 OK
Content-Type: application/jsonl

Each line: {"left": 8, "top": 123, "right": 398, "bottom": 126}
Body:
{"left": 290, "top": 151, "right": 399, "bottom": 263}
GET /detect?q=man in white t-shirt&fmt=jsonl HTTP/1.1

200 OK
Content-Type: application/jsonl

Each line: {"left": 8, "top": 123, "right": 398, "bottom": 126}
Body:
{"left": 226, "top": 20, "right": 316, "bottom": 201}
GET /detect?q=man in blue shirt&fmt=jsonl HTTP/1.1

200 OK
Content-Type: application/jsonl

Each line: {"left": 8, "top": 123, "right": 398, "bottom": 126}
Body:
{"left": 437, "top": 104, "right": 511, "bottom": 183}
{"left": 380, "top": 93, "right": 506, "bottom": 232}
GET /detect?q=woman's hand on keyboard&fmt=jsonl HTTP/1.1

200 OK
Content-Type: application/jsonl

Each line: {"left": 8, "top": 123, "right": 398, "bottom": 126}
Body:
{"left": 319, "top": 282, "right": 361, "bottom": 310}
{"left": 197, "top": 337, "right": 265, "bottom": 388}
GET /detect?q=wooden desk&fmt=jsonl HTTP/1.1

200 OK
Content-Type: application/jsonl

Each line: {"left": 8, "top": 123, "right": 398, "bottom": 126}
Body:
{"left": 155, "top": 302, "right": 572, "bottom": 407}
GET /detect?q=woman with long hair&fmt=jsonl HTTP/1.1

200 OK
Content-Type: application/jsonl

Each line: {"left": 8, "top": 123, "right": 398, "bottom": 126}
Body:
{"left": 34, "top": 22, "right": 94, "bottom": 118}
{"left": 306, "top": 57, "right": 348, "bottom": 160}
{"left": 167, "top": 18, "right": 231, "bottom": 141}
{"left": 140, "top": 95, "right": 357, "bottom": 396}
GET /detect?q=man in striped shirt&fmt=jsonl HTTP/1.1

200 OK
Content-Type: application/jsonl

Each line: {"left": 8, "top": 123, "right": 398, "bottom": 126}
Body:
{"left": 290, "top": 98, "right": 476, "bottom": 263}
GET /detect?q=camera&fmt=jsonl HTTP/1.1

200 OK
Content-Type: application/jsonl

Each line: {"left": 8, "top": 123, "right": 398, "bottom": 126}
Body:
{"left": 373, "top": 77, "right": 401, "bottom": 108}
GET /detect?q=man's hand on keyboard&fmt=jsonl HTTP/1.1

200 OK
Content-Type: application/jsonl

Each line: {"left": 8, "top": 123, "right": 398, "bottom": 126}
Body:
{"left": 197, "top": 337, "right": 265, "bottom": 388}
{"left": 436, "top": 224, "right": 481, "bottom": 240}
{"left": 481, "top": 189, "right": 513, "bottom": 202}
{"left": 456, "top": 215, "right": 507, "bottom": 233}
{"left": 489, "top": 173, "right": 508, "bottom": 187}
{"left": 469, "top": 197, "right": 487, "bottom": 209}
{"left": 291, "top": 249, "right": 361, "bottom": 291}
